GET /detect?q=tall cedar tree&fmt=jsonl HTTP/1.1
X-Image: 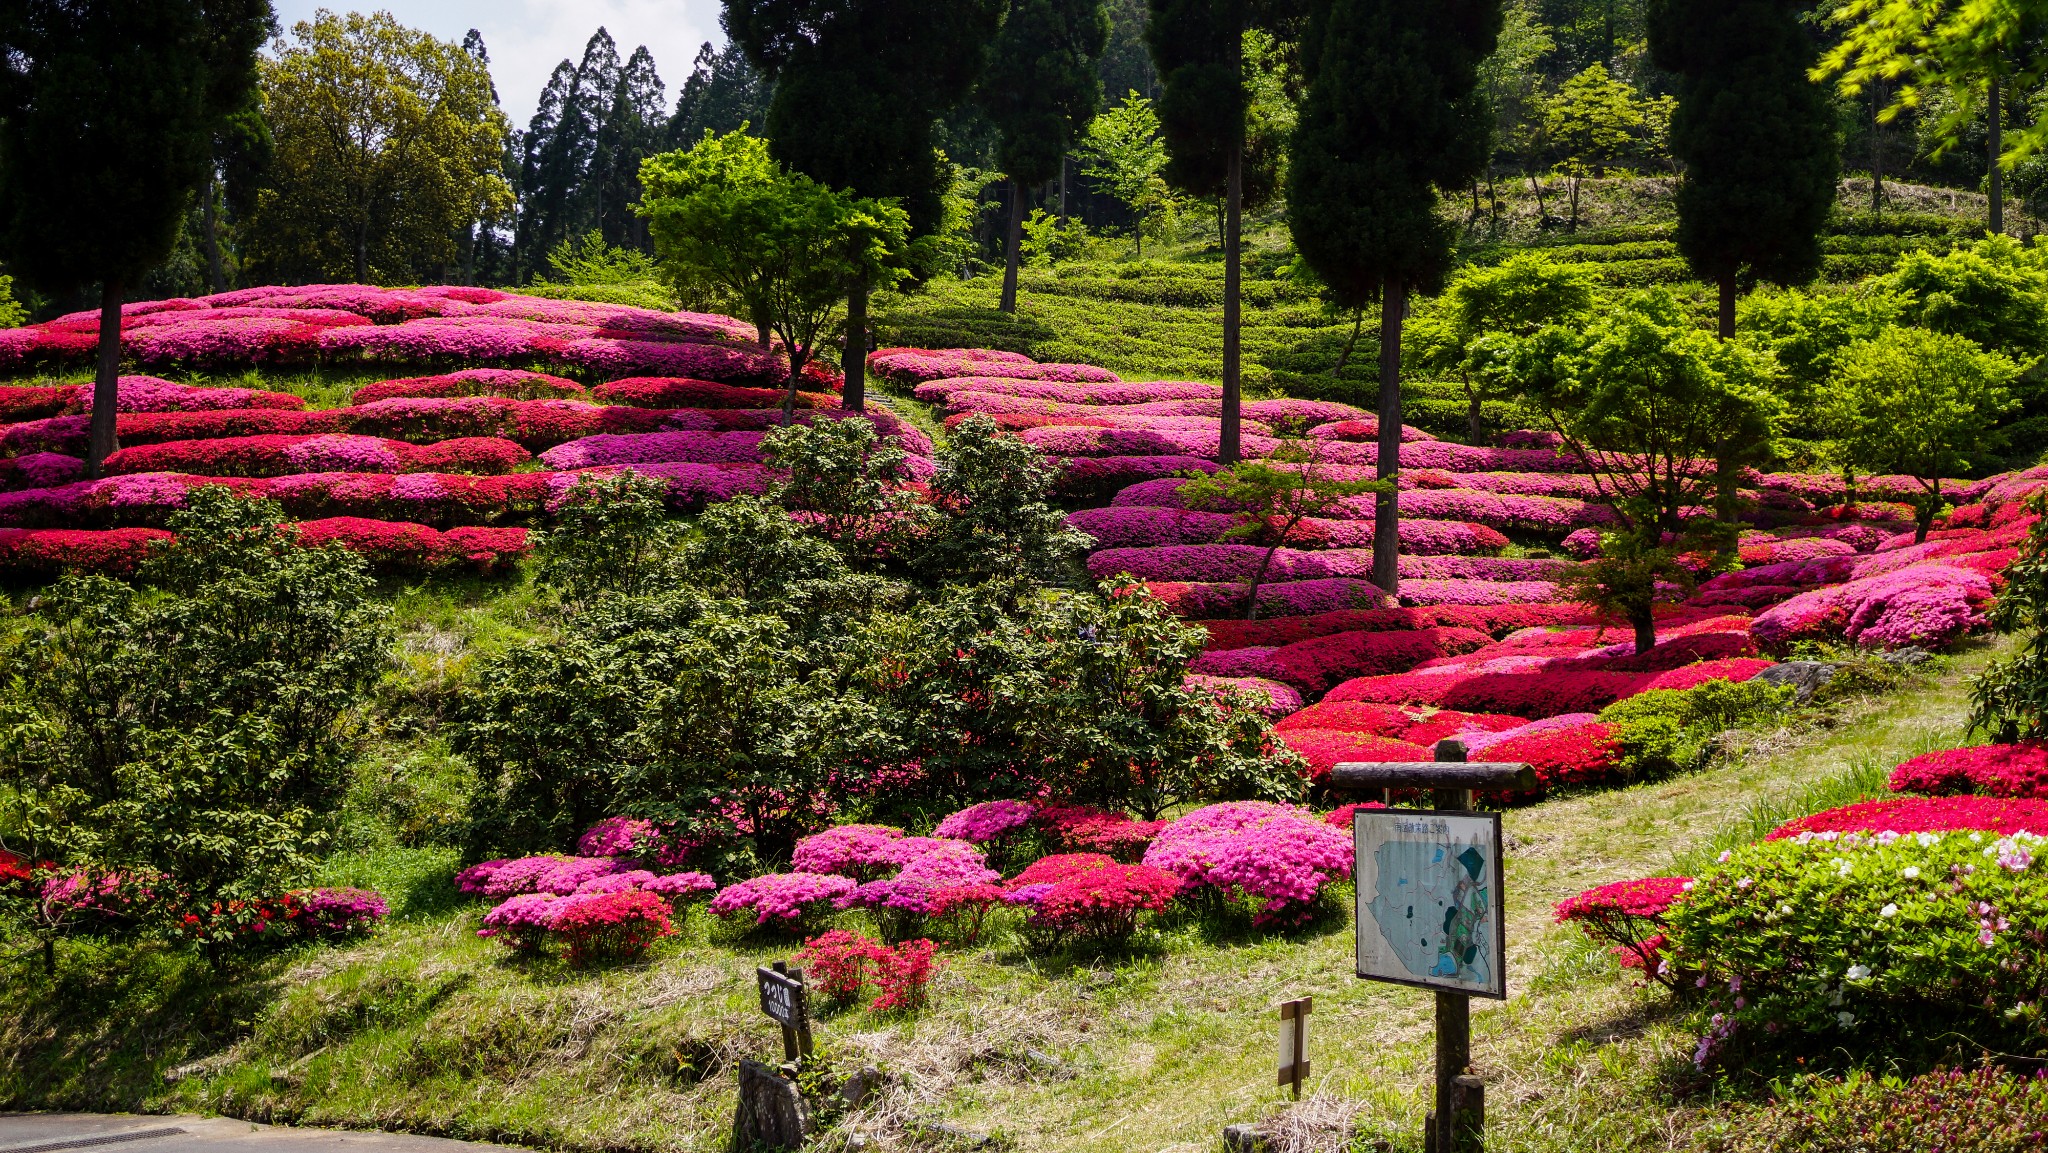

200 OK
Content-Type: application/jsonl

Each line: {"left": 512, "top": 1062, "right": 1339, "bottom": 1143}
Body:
{"left": 518, "top": 31, "right": 623, "bottom": 276}
{"left": 1145, "top": 0, "right": 1280, "bottom": 464}
{"left": 0, "top": 0, "right": 271, "bottom": 475}
{"left": 1286, "top": 0, "right": 1501, "bottom": 594}
{"left": 1648, "top": 0, "right": 1838, "bottom": 339}
{"left": 724, "top": 0, "right": 1007, "bottom": 412}
{"left": 979, "top": 0, "right": 1111, "bottom": 314}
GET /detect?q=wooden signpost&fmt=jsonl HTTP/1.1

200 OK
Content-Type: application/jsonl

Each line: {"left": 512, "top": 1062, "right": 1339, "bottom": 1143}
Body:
{"left": 1332, "top": 739, "right": 1530, "bottom": 1153}
{"left": 756, "top": 961, "right": 814, "bottom": 1065}
{"left": 1277, "top": 997, "right": 1312, "bottom": 1100}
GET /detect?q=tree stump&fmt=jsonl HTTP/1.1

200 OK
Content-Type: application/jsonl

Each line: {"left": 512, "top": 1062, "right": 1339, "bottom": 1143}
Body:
{"left": 734, "top": 1059, "right": 814, "bottom": 1151}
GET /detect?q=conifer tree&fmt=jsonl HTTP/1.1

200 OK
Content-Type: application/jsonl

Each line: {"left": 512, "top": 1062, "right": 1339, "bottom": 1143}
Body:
{"left": 517, "top": 30, "right": 623, "bottom": 276}
{"left": 0, "top": 0, "right": 272, "bottom": 475}
{"left": 1286, "top": 0, "right": 1501, "bottom": 594}
{"left": 725, "top": 0, "right": 1008, "bottom": 412}
{"left": 978, "top": 0, "right": 1111, "bottom": 314}
{"left": 1648, "top": 0, "right": 1838, "bottom": 339}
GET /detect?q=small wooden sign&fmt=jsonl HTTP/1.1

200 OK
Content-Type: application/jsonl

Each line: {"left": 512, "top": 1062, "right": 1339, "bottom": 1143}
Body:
{"left": 1277, "top": 997, "right": 1312, "bottom": 1100}
{"left": 756, "top": 962, "right": 814, "bottom": 1064}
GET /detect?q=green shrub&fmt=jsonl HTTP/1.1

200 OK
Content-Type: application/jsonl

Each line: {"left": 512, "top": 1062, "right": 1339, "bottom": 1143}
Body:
{"left": 1667, "top": 831, "right": 2048, "bottom": 1064}
{"left": 1597, "top": 679, "right": 1793, "bottom": 778}
{"left": 511, "top": 282, "right": 676, "bottom": 311}
{"left": 1710, "top": 1066, "right": 2048, "bottom": 1153}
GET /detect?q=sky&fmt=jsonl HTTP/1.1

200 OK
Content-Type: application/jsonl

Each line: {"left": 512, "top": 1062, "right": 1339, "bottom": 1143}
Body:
{"left": 270, "top": 1, "right": 729, "bottom": 128}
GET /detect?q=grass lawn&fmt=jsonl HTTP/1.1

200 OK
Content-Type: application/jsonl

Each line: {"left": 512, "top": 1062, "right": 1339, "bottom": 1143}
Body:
{"left": 0, "top": 640, "right": 1998, "bottom": 1153}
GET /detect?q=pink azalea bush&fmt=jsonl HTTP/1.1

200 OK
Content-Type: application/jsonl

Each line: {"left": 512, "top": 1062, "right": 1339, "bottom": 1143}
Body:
{"left": 1142, "top": 802, "right": 1352, "bottom": 924}
{"left": 709, "top": 872, "right": 858, "bottom": 929}
{"left": 933, "top": 800, "right": 1035, "bottom": 843}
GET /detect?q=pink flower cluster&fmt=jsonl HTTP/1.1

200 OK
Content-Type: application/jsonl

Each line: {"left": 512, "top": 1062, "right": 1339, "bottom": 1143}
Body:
{"left": 98, "top": 434, "right": 529, "bottom": 479}
{"left": 933, "top": 800, "right": 1036, "bottom": 843}
{"left": 708, "top": 872, "right": 859, "bottom": 927}
{"left": 1088, "top": 544, "right": 1563, "bottom": 585}
{"left": 1065, "top": 506, "right": 1509, "bottom": 556}
{"left": 1306, "top": 417, "right": 1437, "bottom": 442}
{"left": 1141, "top": 802, "right": 1352, "bottom": 923}
{"left": 1183, "top": 674, "right": 1304, "bottom": 716}
{"left": 351, "top": 368, "right": 587, "bottom": 404}
{"left": 1750, "top": 562, "right": 1992, "bottom": 650}
{"left": 1768, "top": 795, "right": 2048, "bottom": 839}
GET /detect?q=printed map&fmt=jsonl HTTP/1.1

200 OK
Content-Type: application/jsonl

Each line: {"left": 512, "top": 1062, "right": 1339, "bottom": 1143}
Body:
{"left": 1353, "top": 811, "right": 1501, "bottom": 996}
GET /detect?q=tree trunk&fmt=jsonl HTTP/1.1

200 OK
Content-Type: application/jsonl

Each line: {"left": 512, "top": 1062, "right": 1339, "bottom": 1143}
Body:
{"left": 355, "top": 228, "right": 369, "bottom": 284}
{"left": 1717, "top": 275, "right": 1736, "bottom": 340}
{"left": 1632, "top": 607, "right": 1657, "bottom": 656}
{"left": 43, "top": 936, "right": 54, "bottom": 976}
{"left": 1915, "top": 483, "right": 1940, "bottom": 543}
{"left": 1871, "top": 84, "right": 1885, "bottom": 216}
{"left": 842, "top": 282, "right": 868, "bottom": 413}
{"left": 1526, "top": 169, "right": 1548, "bottom": 218}
{"left": 1221, "top": 139, "right": 1243, "bottom": 466}
{"left": 1990, "top": 78, "right": 2005, "bottom": 235}
{"left": 999, "top": 179, "right": 1024, "bottom": 314}
{"left": 1372, "top": 278, "right": 1406, "bottom": 597}
{"left": 1244, "top": 545, "right": 1280, "bottom": 622}
{"left": 88, "top": 281, "right": 124, "bottom": 477}
{"left": 1332, "top": 308, "right": 1363, "bottom": 378}
{"left": 203, "top": 176, "right": 225, "bottom": 295}
{"left": 1467, "top": 382, "right": 1483, "bottom": 444}
{"left": 1567, "top": 175, "right": 1580, "bottom": 232}
{"left": 782, "top": 348, "right": 806, "bottom": 427}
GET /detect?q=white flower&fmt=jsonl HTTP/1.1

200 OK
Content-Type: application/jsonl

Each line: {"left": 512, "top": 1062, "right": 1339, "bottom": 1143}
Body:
{"left": 1879, "top": 903, "right": 1899, "bottom": 918}
{"left": 1681, "top": 880, "right": 1695, "bottom": 891}
{"left": 1847, "top": 964, "right": 1871, "bottom": 981}
{"left": 1971, "top": 832, "right": 1984, "bottom": 843}
{"left": 1836, "top": 1011, "right": 1857, "bottom": 1028}
{"left": 1902, "top": 866, "right": 1921, "bottom": 880}
{"left": 1779, "top": 903, "right": 1794, "bottom": 915}
{"left": 1915, "top": 833, "right": 1941, "bottom": 847}
{"left": 1836, "top": 859, "right": 1855, "bottom": 877}
{"left": 1718, "top": 850, "right": 1732, "bottom": 864}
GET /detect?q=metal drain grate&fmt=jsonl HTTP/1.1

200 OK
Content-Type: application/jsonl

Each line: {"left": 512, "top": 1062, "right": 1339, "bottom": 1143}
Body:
{"left": 0, "top": 1128, "right": 188, "bottom": 1153}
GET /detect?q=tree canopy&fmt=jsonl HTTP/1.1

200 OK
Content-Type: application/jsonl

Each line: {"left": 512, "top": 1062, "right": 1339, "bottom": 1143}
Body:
{"left": 248, "top": 11, "right": 513, "bottom": 285}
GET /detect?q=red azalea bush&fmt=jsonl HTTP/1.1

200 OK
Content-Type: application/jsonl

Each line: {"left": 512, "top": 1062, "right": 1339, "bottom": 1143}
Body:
{"left": 1889, "top": 743, "right": 2048, "bottom": 799}
{"left": 291, "top": 518, "right": 530, "bottom": 573}
{"left": 1027, "top": 862, "right": 1179, "bottom": 945}
{"left": 550, "top": 889, "right": 674, "bottom": 966}
{"left": 1323, "top": 801, "right": 1386, "bottom": 828}
{"left": 99, "top": 434, "right": 531, "bottom": 478}
{"left": 796, "top": 928, "right": 892, "bottom": 1003}
{"left": 872, "top": 938, "right": 940, "bottom": 1011}
{"left": 1554, "top": 877, "right": 1690, "bottom": 984}
{"left": 0, "top": 526, "right": 172, "bottom": 575}
{"left": 351, "top": 368, "right": 587, "bottom": 404}
{"left": 591, "top": 376, "right": 838, "bottom": 410}
{"left": 1488, "top": 721, "right": 1622, "bottom": 789}
{"left": 1195, "top": 604, "right": 1601, "bottom": 650}
{"left": 1273, "top": 729, "right": 1430, "bottom": 781}
{"left": 1261, "top": 625, "right": 1493, "bottom": 694}
{"left": 1768, "top": 796, "right": 2048, "bottom": 840}
{"left": 1033, "top": 807, "right": 1165, "bottom": 861}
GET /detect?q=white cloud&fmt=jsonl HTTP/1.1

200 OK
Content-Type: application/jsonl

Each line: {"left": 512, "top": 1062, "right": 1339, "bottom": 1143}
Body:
{"left": 270, "top": 1, "right": 729, "bottom": 126}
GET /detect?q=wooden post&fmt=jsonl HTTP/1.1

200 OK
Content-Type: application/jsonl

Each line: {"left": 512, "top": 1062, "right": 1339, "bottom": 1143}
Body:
{"left": 767, "top": 961, "right": 814, "bottom": 1065}
{"left": 1277, "top": 997, "right": 1312, "bottom": 1100}
{"left": 1335, "top": 739, "right": 1507, "bottom": 1153}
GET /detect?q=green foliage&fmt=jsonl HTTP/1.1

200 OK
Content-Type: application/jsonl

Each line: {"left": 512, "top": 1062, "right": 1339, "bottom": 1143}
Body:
{"left": 1820, "top": 326, "right": 2023, "bottom": 539}
{"left": 0, "top": 0, "right": 269, "bottom": 295}
{"left": 511, "top": 282, "right": 677, "bottom": 311}
{"left": 1503, "top": 287, "right": 1782, "bottom": 532}
{"left": 0, "top": 489, "right": 389, "bottom": 946}
{"left": 1081, "top": 93, "right": 1182, "bottom": 254}
{"left": 760, "top": 416, "right": 915, "bottom": 551}
{"left": 1287, "top": 0, "right": 1503, "bottom": 306}
{"left": 639, "top": 129, "right": 910, "bottom": 389}
{"left": 1020, "top": 209, "right": 1090, "bottom": 266}
{"left": 1736, "top": 284, "right": 1907, "bottom": 418}
{"left": 1597, "top": 679, "right": 1795, "bottom": 780}
{"left": 1541, "top": 63, "right": 1675, "bottom": 229}
{"left": 247, "top": 11, "right": 512, "bottom": 284}
{"left": 726, "top": 0, "right": 1006, "bottom": 246}
{"left": 1878, "top": 236, "right": 2048, "bottom": 360}
{"left": 1177, "top": 440, "right": 1388, "bottom": 617}
{"left": 1143, "top": 5, "right": 1291, "bottom": 212}
{"left": 534, "top": 472, "right": 691, "bottom": 604}
{"left": 0, "top": 275, "right": 23, "bottom": 329}
{"left": 1666, "top": 831, "right": 2048, "bottom": 1066}
{"left": 534, "top": 229, "right": 662, "bottom": 287}
{"left": 980, "top": 0, "right": 1110, "bottom": 187}
{"left": 1711, "top": 1067, "right": 2048, "bottom": 1153}
{"left": 855, "top": 581, "right": 1305, "bottom": 819}
{"left": 911, "top": 416, "right": 1091, "bottom": 588}
{"left": 1648, "top": 0, "right": 1838, "bottom": 304}
{"left": 1412, "top": 252, "right": 1599, "bottom": 438}
{"left": 1556, "top": 530, "right": 1704, "bottom": 654}
{"left": 1971, "top": 495, "right": 2048, "bottom": 741}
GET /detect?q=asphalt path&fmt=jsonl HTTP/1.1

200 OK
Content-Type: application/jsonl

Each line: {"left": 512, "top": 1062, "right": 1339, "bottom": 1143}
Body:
{"left": 0, "top": 1116, "right": 525, "bottom": 1153}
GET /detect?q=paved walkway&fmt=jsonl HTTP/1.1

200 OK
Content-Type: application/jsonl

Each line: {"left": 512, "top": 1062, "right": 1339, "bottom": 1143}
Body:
{"left": 0, "top": 1116, "right": 525, "bottom": 1153}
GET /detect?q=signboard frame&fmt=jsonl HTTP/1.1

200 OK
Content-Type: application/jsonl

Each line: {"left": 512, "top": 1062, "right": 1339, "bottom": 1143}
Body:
{"left": 1352, "top": 807, "right": 1507, "bottom": 1001}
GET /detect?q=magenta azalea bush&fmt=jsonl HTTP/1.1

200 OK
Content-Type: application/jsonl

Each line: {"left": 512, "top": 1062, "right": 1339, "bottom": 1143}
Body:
{"left": 1142, "top": 802, "right": 1352, "bottom": 924}
{"left": 708, "top": 872, "right": 857, "bottom": 928}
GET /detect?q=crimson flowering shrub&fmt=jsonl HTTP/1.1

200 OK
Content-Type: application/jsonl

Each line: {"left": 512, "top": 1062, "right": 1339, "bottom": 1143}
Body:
{"left": 351, "top": 368, "right": 587, "bottom": 404}
{"left": 1032, "top": 808, "right": 1166, "bottom": 861}
{"left": 291, "top": 887, "right": 388, "bottom": 938}
{"left": 1196, "top": 604, "right": 1600, "bottom": 650}
{"left": 1026, "top": 862, "right": 1179, "bottom": 945}
{"left": 1323, "top": 801, "right": 1386, "bottom": 828}
{"left": 551, "top": 889, "right": 674, "bottom": 966}
{"left": 99, "top": 434, "right": 530, "bottom": 478}
{"left": 0, "top": 526, "right": 171, "bottom": 575}
{"left": 1025, "top": 425, "right": 1284, "bottom": 460}
{"left": 1889, "top": 743, "right": 2048, "bottom": 799}
{"left": 1142, "top": 802, "right": 1353, "bottom": 923}
{"left": 291, "top": 518, "right": 530, "bottom": 573}
{"left": 1666, "top": 831, "right": 2048, "bottom": 1065}
{"left": 1086, "top": 545, "right": 1562, "bottom": 585}
{"left": 872, "top": 938, "right": 940, "bottom": 1011}
{"left": 797, "top": 928, "right": 891, "bottom": 1003}
{"left": 709, "top": 872, "right": 858, "bottom": 930}
{"left": 1304, "top": 417, "right": 1436, "bottom": 442}
{"left": 1770, "top": 796, "right": 2048, "bottom": 840}
{"left": 1273, "top": 729, "right": 1429, "bottom": 780}
{"left": 0, "top": 383, "right": 75, "bottom": 421}
{"left": 0, "top": 472, "right": 568, "bottom": 531}
{"left": 1490, "top": 721, "right": 1623, "bottom": 789}
{"left": 1258, "top": 626, "right": 1494, "bottom": 694}
{"left": 1554, "top": 877, "right": 1690, "bottom": 985}
{"left": 1322, "top": 659, "right": 1775, "bottom": 718}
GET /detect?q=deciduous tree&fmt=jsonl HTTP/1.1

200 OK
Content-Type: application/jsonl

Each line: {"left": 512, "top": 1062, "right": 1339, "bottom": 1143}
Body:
{"left": 0, "top": 0, "right": 271, "bottom": 475}
{"left": 249, "top": 11, "right": 513, "bottom": 285}
{"left": 1080, "top": 94, "right": 1178, "bottom": 255}
{"left": 1176, "top": 441, "right": 1387, "bottom": 619}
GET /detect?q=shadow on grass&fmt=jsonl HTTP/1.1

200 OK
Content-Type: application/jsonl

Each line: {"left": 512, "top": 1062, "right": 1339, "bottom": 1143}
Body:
{"left": 1, "top": 937, "right": 287, "bottom": 1110}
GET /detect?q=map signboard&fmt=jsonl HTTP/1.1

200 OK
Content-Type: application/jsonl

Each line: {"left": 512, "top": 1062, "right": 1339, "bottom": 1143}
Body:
{"left": 1353, "top": 809, "right": 1506, "bottom": 999}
